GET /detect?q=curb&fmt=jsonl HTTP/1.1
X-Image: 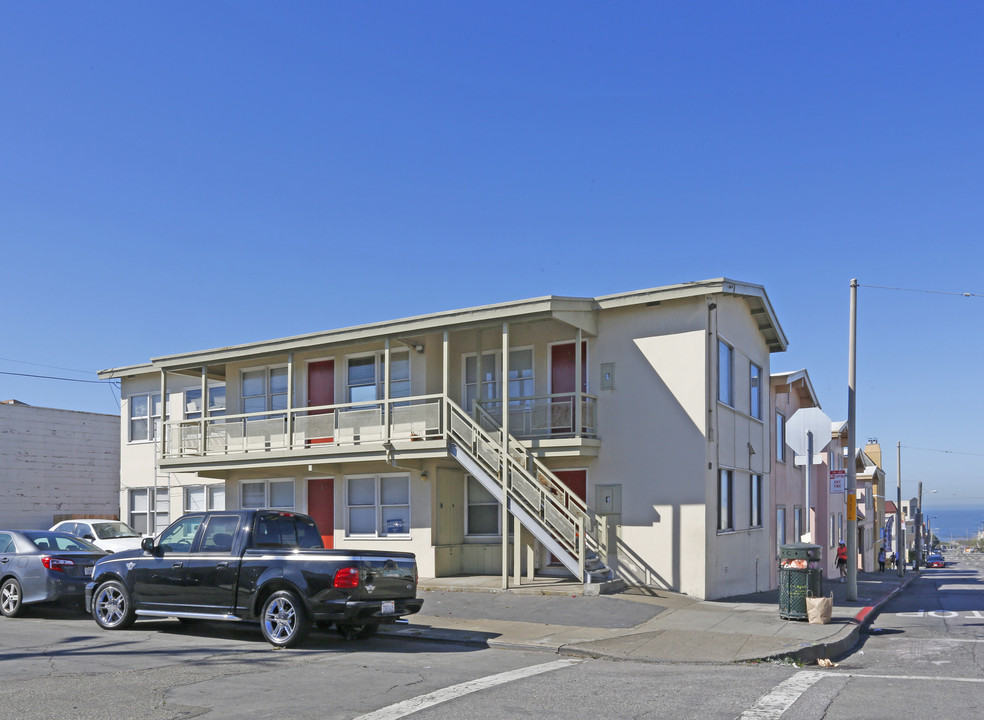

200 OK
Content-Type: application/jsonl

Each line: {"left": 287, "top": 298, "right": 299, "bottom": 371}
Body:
{"left": 782, "top": 572, "right": 920, "bottom": 665}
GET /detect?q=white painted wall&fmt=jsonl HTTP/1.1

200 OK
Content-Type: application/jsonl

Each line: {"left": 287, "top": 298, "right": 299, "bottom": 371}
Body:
{"left": 0, "top": 403, "right": 119, "bottom": 529}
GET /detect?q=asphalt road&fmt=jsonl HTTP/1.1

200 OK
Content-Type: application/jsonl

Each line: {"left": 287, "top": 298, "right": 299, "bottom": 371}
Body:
{"left": 2, "top": 559, "right": 982, "bottom": 720}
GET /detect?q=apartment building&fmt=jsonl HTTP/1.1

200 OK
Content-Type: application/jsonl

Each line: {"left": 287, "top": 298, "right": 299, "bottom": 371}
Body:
{"left": 100, "top": 278, "right": 787, "bottom": 599}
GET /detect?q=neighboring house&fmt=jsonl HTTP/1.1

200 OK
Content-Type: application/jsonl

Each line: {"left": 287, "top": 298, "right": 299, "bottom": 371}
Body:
{"left": 0, "top": 400, "right": 120, "bottom": 529}
{"left": 855, "top": 442, "right": 887, "bottom": 572}
{"left": 770, "top": 373, "right": 849, "bottom": 582}
{"left": 99, "top": 278, "right": 787, "bottom": 600}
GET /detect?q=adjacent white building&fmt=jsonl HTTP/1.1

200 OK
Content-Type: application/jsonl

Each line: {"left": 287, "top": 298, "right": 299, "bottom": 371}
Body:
{"left": 100, "top": 278, "right": 788, "bottom": 599}
{"left": 0, "top": 400, "right": 120, "bottom": 529}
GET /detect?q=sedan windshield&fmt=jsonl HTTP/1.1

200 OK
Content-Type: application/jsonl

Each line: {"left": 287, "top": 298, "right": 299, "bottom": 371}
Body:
{"left": 92, "top": 522, "right": 141, "bottom": 539}
{"left": 24, "top": 532, "right": 103, "bottom": 553}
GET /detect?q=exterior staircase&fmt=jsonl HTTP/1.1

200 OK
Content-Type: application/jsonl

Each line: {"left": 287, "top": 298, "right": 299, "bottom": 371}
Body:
{"left": 445, "top": 398, "right": 622, "bottom": 594}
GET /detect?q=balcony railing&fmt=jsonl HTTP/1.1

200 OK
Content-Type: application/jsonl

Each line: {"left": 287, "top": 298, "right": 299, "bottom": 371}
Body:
{"left": 163, "top": 395, "right": 444, "bottom": 459}
{"left": 475, "top": 393, "right": 597, "bottom": 438}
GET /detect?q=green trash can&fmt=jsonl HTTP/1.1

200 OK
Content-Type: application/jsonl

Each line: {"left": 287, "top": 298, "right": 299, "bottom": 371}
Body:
{"left": 778, "top": 542, "right": 823, "bottom": 620}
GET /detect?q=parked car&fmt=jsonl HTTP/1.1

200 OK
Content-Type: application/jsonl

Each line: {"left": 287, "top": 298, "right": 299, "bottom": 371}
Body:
{"left": 926, "top": 553, "right": 946, "bottom": 568}
{"left": 86, "top": 509, "right": 423, "bottom": 648}
{"left": 49, "top": 519, "right": 146, "bottom": 553}
{"left": 0, "top": 530, "right": 107, "bottom": 617}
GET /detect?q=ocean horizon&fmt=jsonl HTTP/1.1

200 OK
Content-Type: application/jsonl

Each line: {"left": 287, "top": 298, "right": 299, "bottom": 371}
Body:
{"left": 919, "top": 506, "right": 984, "bottom": 541}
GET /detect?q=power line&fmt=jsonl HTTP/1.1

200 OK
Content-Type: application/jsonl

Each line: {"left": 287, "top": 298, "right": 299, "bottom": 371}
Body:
{"left": 0, "top": 370, "right": 117, "bottom": 385}
{"left": 902, "top": 444, "right": 984, "bottom": 459}
{"left": 0, "top": 356, "right": 96, "bottom": 375}
{"left": 860, "top": 284, "right": 984, "bottom": 299}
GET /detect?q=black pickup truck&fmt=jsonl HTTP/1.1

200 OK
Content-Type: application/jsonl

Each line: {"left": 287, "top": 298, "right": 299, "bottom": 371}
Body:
{"left": 85, "top": 509, "right": 422, "bottom": 647}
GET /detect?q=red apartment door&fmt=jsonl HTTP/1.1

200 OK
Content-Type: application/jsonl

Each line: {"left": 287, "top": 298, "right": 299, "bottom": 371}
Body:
{"left": 549, "top": 469, "right": 587, "bottom": 565}
{"left": 308, "top": 478, "right": 335, "bottom": 549}
{"left": 308, "top": 360, "right": 334, "bottom": 444}
{"left": 550, "top": 342, "right": 587, "bottom": 433}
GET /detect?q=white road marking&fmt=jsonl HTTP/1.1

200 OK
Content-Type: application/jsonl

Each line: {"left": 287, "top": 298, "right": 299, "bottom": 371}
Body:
{"left": 840, "top": 672, "right": 984, "bottom": 684}
{"left": 352, "top": 658, "right": 584, "bottom": 720}
{"left": 736, "top": 671, "right": 825, "bottom": 720}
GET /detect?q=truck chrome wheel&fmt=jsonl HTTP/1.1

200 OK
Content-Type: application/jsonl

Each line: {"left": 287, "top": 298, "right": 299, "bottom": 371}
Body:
{"left": 93, "top": 580, "right": 136, "bottom": 629}
{"left": 260, "top": 590, "right": 310, "bottom": 648}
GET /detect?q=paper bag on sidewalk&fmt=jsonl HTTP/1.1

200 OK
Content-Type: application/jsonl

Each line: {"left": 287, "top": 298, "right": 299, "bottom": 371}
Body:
{"left": 806, "top": 592, "right": 833, "bottom": 625}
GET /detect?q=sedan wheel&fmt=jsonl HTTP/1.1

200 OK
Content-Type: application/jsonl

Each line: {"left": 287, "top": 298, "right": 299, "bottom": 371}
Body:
{"left": 0, "top": 578, "right": 24, "bottom": 618}
{"left": 260, "top": 590, "right": 310, "bottom": 648}
{"left": 92, "top": 580, "right": 136, "bottom": 630}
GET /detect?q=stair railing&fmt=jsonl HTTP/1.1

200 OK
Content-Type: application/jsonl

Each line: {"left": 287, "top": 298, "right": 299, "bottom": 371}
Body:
{"left": 447, "top": 399, "right": 586, "bottom": 579}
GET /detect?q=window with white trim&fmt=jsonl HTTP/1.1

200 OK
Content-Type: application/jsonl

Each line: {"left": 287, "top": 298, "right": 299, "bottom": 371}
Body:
{"left": 718, "top": 469, "right": 734, "bottom": 531}
{"left": 185, "top": 485, "right": 226, "bottom": 512}
{"left": 749, "top": 362, "right": 762, "bottom": 419}
{"left": 346, "top": 351, "right": 411, "bottom": 404}
{"left": 466, "top": 475, "right": 500, "bottom": 536}
{"left": 463, "top": 348, "right": 534, "bottom": 411}
{"left": 240, "top": 480, "right": 294, "bottom": 510}
{"left": 794, "top": 506, "right": 803, "bottom": 540}
{"left": 129, "top": 487, "right": 170, "bottom": 534}
{"left": 776, "top": 412, "right": 786, "bottom": 462}
{"left": 777, "top": 506, "right": 787, "bottom": 550}
{"left": 184, "top": 386, "right": 226, "bottom": 419}
{"left": 750, "top": 474, "right": 762, "bottom": 528}
{"left": 830, "top": 514, "right": 837, "bottom": 548}
{"left": 718, "top": 341, "right": 733, "bottom": 406}
{"left": 129, "top": 392, "right": 161, "bottom": 442}
{"left": 242, "top": 367, "right": 288, "bottom": 416}
{"left": 345, "top": 474, "right": 410, "bottom": 537}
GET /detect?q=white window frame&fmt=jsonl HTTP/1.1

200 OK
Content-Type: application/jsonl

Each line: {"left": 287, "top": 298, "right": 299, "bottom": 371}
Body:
{"left": 776, "top": 411, "right": 786, "bottom": 462}
{"left": 830, "top": 514, "right": 837, "bottom": 548}
{"left": 345, "top": 350, "right": 411, "bottom": 404}
{"left": 718, "top": 469, "right": 734, "bottom": 532}
{"left": 465, "top": 475, "right": 500, "bottom": 537}
{"left": 749, "top": 362, "right": 762, "bottom": 420}
{"left": 240, "top": 479, "right": 295, "bottom": 510}
{"left": 794, "top": 506, "right": 803, "bottom": 540}
{"left": 776, "top": 506, "right": 787, "bottom": 551}
{"left": 750, "top": 474, "right": 762, "bottom": 528}
{"left": 462, "top": 347, "right": 534, "bottom": 411}
{"left": 184, "top": 385, "right": 227, "bottom": 420}
{"left": 717, "top": 340, "right": 734, "bottom": 407}
{"left": 185, "top": 484, "right": 226, "bottom": 512}
{"left": 241, "top": 365, "right": 288, "bottom": 416}
{"left": 344, "top": 473, "right": 411, "bottom": 538}
{"left": 128, "top": 392, "right": 162, "bottom": 443}
{"left": 129, "top": 487, "right": 170, "bottom": 534}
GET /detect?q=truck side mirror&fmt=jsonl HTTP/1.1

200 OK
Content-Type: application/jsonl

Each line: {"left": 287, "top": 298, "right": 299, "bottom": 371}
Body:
{"left": 141, "top": 537, "right": 157, "bottom": 553}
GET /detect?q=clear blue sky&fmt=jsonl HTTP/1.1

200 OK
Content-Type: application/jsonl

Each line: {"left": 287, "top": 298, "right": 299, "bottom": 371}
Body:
{"left": 2, "top": 3, "right": 982, "bottom": 509}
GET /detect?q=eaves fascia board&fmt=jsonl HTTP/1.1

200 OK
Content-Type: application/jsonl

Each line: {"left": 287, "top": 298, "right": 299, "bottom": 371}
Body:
{"left": 150, "top": 296, "right": 597, "bottom": 370}
{"left": 596, "top": 277, "right": 788, "bottom": 353}
{"left": 98, "top": 363, "right": 155, "bottom": 380}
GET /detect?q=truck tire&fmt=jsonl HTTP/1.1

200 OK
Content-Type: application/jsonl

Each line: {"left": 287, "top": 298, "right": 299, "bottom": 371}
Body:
{"left": 335, "top": 621, "right": 379, "bottom": 640}
{"left": 260, "top": 590, "right": 311, "bottom": 648}
{"left": 92, "top": 580, "right": 137, "bottom": 630}
{"left": 0, "top": 578, "right": 25, "bottom": 618}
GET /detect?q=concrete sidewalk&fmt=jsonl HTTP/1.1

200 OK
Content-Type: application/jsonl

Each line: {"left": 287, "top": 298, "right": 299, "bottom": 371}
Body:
{"left": 382, "top": 571, "right": 919, "bottom": 664}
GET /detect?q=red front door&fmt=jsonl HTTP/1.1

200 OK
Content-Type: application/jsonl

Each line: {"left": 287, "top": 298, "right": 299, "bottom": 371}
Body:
{"left": 550, "top": 342, "right": 587, "bottom": 433}
{"left": 308, "top": 478, "right": 334, "bottom": 549}
{"left": 308, "top": 360, "right": 334, "bottom": 444}
{"left": 549, "top": 469, "right": 587, "bottom": 565}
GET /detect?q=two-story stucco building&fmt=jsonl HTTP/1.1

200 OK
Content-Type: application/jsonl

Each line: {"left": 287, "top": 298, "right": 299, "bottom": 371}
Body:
{"left": 100, "top": 278, "right": 788, "bottom": 599}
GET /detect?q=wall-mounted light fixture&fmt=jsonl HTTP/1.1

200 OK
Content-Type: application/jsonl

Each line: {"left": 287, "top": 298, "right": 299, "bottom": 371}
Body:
{"left": 420, "top": 471, "right": 429, "bottom": 481}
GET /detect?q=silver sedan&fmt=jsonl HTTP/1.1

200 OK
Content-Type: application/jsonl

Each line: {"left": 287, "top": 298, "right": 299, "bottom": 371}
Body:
{"left": 0, "top": 530, "right": 107, "bottom": 617}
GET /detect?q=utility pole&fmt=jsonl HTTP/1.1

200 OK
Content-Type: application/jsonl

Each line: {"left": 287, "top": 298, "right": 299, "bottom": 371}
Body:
{"left": 846, "top": 279, "right": 858, "bottom": 600}
{"left": 914, "top": 481, "right": 923, "bottom": 570}
{"left": 896, "top": 442, "right": 904, "bottom": 577}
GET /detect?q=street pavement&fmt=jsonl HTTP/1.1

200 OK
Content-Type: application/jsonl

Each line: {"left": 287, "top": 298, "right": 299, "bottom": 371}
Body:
{"left": 383, "top": 569, "right": 919, "bottom": 664}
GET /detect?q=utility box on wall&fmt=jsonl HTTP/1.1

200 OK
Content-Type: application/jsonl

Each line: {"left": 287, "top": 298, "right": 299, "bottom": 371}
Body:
{"left": 595, "top": 484, "right": 622, "bottom": 515}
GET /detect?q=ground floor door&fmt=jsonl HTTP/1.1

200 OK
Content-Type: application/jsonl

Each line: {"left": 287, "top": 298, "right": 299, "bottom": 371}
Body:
{"left": 548, "top": 469, "right": 587, "bottom": 566}
{"left": 308, "top": 478, "right": 335, "bottom": 548}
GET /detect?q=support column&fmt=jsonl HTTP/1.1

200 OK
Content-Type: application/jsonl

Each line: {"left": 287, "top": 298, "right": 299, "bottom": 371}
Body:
{"left": 574, "top": 328, "right": 583, "bottom": 436}
{"left": 384, "top": 339, "right": 390, "bottom": 439}
{"left": 442, "top": 331, "right": 449, "bottom": 437}
{"left": 200, "top": 366, "right": 208, "bottom": 453}
{"left": 501, "top": 322, "right": 510, "bottom": 590}
{"left": 286, "top": 353, "right": 294, "bottom": 449}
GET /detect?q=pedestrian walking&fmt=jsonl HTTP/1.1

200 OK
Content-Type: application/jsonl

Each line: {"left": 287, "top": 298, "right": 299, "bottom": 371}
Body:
{"left": 836, "top": 542, "right": 847, "bottom": 582}
{"left": 877, "top": 545, "right": 886, "bottom": 573}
